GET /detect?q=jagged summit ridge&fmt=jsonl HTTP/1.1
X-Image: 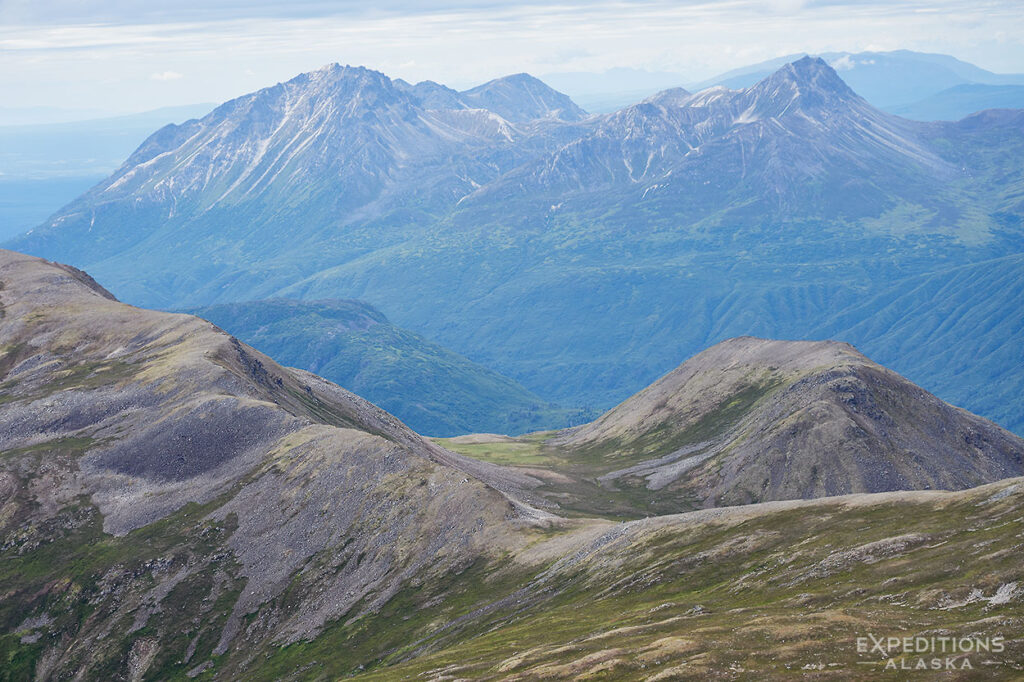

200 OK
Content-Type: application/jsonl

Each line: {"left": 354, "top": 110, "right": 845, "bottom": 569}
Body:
{"left": 483, "top": 56, "right": 949, "bottom": 202}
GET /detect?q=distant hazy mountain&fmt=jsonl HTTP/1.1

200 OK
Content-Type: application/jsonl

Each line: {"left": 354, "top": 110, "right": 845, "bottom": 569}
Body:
{"left": 7, "top": 65, "right": 585, "bottom": 272}
{"left": 540, "top": 67, "right": 689, "bottom": 112}
{"left": 7, "top": 58, "right": 1023, "bottom": 436}
{"left": 891, "top": 83, "right": 1024, "bottom": 121}
{"left": 0, "top": 105, "right": 117, "bottom": 126}
{"left": 394, "top": 72, "right": 588, "bottom": 121}
{"left": 186, "top": 298, "right": 588, "bottom": 436}
{"left": 473, "top": 58, "right": 949, "bottom": 217}
{"left": 0, "top": 103, "right": 214, "bottom": 240}
{"left": 695, "top": 49, "right": 1024, "bottom": 109}
{"left": 459, "top": 73, "right": 588, "bottom": 122}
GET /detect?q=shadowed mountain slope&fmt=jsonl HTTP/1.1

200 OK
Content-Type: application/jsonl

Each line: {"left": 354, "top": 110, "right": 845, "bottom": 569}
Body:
{"left": 694, "top": 49, "right": 1024, "bottom": 108}
{"left": 817, "top": 254, "right": 1024, "bottom": 435}
{"left": 891, "top": 84, "right": 1024, "bottom": 121}
{"left": 185, "top": 298, "right": 588, "bottom": 436}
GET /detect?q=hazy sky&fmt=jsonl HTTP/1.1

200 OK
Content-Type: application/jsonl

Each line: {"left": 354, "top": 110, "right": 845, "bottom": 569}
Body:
{"left": 2, "top": 0, "right": 1022, "bottom": 114}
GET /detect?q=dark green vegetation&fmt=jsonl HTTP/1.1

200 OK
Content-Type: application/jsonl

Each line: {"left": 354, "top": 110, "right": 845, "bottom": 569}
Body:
{"left": 186, "top": 299, "right": 588, "bottom": 436}
{"left": 0, "top": 494, "right": 244, "bottom": 681}
{"left": 6, "top": 58, "right": 1023, "bottom": 438}
{"left": 819, "top": 254, "right": 1024, "bottom": 435}
{"left": 2, "top": 251, "right": 1024, "bottom": 680}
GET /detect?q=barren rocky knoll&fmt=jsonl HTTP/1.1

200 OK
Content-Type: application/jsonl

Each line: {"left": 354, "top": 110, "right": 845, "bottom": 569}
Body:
{"left": 550, "top": 336, "right": 1024, "bottom": 510}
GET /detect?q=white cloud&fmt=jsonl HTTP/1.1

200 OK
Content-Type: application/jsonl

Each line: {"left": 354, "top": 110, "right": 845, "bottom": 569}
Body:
{"left": 830, "top": 55, "right": 878, "bottom": 71}
{"left": 830, "top": 54, "right": 854, "bottom": 70}
{"left": 0, "top": 1, "right": 1021, "bottom": 112}
{"left": 150, "top": 70, "right": 184, "bottom": 81}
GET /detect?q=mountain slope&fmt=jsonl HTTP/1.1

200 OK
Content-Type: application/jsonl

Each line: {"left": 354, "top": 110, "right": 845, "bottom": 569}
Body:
{"left": 0, "top": 249, "right": 547, "bottom": 679}
{"left": 6, "top": 65, "right": 575, "bottom": 287}
{"left": 469, "top": 57, "right": 949, "bottom": 216}
{"left": 459, "top": 73, "right": 588, "bottom": 122}
{"left": 3, "top": 251, "right": 1024, "bottom": 679}
{"left": 186, "top": 298, "right": 588, "bottom": 436}
{"left": 816, "top": 254, "right": 1024, "bottom": 435}
{"left": 276, "top": 59, "right": 1020, "bottom": 418}
{"left": 359, "top": 478, "right": 1024, "bottom": 680}
{"left": 444, "top": 338, "right": 1024, "bottom": 516}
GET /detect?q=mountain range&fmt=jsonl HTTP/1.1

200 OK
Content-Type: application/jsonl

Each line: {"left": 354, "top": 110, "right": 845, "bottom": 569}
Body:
{"left": 2, "top": 250, "right": 1023, "bottom": 679}
{"left": 6, "top": 56, "right": 1024, "bottom": 438}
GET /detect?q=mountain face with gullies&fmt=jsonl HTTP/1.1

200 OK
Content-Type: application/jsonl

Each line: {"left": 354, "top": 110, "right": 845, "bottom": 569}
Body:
{"left": 12, "top": 64, "right": 589, "bottom": 274}
{"left": 469, "top": 57, "right": 950, "bottom": 218}
{"left": 7, "top": 57, "right": 1024, "bottom": 438}
{"left": 3, "top": 250, "right": 1024, "bottom": 680}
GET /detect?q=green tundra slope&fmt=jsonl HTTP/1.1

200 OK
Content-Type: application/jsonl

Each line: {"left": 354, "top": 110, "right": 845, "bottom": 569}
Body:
{"left": 358, "top": 480, "right": 1024, "bottom": 680}
{"left": 817, "top": 254, "right": 1024, "bottom": 435}
{"left": 185, "top": 299, "right": 586, "bottom": 437}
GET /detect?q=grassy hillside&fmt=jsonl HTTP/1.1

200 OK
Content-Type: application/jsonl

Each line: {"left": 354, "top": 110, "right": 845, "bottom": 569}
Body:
{"left": 359, "top": 480, "right": 1024, "bottom": 680}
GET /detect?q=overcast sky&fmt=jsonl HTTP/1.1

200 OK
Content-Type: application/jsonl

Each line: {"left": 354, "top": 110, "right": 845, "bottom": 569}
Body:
{"left": 2, "top": 0, "right": 1022, "bottom": 115}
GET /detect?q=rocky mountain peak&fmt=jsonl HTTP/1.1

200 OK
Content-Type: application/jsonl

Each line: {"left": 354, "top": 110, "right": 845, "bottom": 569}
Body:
{"left": 640, "top": 86, "right": 694, "bottom": 108}
{"left": 394, "top": 78, "right": 467, "bottom": 110}
{"left": 460, "top": 72, "right": 587, "bottom": 122}
{"left": 744, "top": 56, "right": 861, "bottom": 117}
